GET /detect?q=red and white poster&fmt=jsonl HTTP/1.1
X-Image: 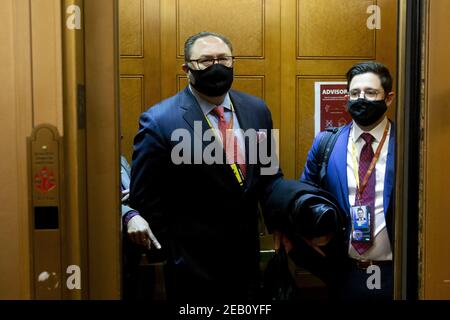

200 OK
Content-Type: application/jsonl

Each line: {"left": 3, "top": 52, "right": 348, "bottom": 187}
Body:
{"left": 314, "top": 82, "right": 352, "bottom": 135}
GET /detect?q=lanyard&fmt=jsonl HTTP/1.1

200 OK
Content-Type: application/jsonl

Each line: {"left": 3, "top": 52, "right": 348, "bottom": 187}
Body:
{"left": 351, "top": 121, "right": 390, "bottom": 204}
{"left": 204, "top": 102, "right": 245, "bottom": 187}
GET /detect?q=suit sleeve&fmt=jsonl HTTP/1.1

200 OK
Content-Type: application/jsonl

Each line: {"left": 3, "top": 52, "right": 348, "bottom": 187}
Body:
{"left": 121, "top": 203, "right": 134, "bottom": 219}
{"left": 260, "top": 113, "right": 326, "bottom": 232}
{"left": 129, "top": 111, "right": 170, "bottom": 245}
{"left": 120, "top": 158, "right": 134, "bottom": 220}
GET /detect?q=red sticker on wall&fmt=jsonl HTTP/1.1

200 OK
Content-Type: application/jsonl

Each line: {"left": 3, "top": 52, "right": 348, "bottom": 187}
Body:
{"left": 34, "top": 167, "right": 56, "bottom": 193}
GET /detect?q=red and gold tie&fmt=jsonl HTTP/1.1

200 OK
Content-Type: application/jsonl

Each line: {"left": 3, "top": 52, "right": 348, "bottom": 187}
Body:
{"left": 351, "top": 132, "right": 376, "bottom": 255}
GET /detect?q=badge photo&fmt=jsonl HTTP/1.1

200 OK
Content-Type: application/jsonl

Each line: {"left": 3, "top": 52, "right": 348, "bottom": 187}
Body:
{"left": 351, "top": 205, "right": 372, "bottom": 242}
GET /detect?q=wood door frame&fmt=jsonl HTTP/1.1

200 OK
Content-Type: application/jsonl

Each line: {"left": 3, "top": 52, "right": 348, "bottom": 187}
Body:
{"left": 81, "top": 0, "right": 417, "bottom": 300}
{"left": 394, "top": 0, "right": 407, "bottom": 301}
{"left": 84, "top": 0, "right": 121, "bottom": 299}
{"left": 418, "top": 0, "right": 450, "bottom": 300}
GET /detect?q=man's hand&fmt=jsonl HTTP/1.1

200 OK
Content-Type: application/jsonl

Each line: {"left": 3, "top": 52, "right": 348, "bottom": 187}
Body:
{"left": 127, "top": 215, "right": 161, "bottom": 250}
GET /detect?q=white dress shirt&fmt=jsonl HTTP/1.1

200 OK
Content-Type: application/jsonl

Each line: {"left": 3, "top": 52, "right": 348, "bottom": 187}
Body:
{"left": 347, "top": 116, "right": 393, "bottom": 261}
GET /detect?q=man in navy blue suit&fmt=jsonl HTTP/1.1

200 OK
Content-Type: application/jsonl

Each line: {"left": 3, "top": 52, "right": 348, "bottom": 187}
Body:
{"left": 300, "top": 61, "right": 396, "bottom": 300}
{"left": 129, "top": 31, "right": 284, "bottom": 301}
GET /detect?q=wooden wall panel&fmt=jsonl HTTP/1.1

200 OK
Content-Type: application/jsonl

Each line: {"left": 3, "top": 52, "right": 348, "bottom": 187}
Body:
{"left": 119, "top": 0, "right": 144, "bottom": 57}
{"left": 281, "top": 0, "right": 398, "bottom": 180}
{"left": 296, "top": 60, "right": 365, "bottom": 76}
{"left": 118, "top": 0, "right": 398, "bottom": 180}
{"left": 176, "top": 0, "right": 264, "bottom": 58}
{"left": 232, "top": 76, "right": 265, "bottom": 101}
{"left": 120, "top": 76, "right": 144, "bottom": 161}
{"left": 119, "top": 0, "right": 148, "bottom": 161}
{"left": 176, "top": 76, "right": 188, "bottom": 92}
{"left": 297, "top": 0, "right": 376, "bottom": 59}
{"left": 160, "top": 0, "right": 281, "bottom": 129}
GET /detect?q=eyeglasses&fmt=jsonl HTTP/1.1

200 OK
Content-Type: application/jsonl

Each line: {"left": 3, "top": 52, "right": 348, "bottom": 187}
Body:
{"left": 348, "top": 89, "right": 383, "bottom": 100}
{"left": 188, "top": 56, "right": 235, "bottom": 70}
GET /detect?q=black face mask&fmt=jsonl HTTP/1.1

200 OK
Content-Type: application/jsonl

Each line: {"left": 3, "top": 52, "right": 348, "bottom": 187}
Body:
{"left": 189, "top": 64, "right": 233, "bottom": 97}
{"left": 347, "top": 98, "right": 388, "bottom": 127}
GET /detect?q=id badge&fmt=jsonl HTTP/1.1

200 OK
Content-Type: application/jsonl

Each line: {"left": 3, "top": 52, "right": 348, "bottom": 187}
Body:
{"left": 350, "top": 205, "right": 372, "bottom": 243}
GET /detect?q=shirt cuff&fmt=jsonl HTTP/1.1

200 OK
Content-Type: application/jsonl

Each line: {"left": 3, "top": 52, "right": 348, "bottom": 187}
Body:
{"left": 123, "top": 210, "right": 140, "bottom": 228}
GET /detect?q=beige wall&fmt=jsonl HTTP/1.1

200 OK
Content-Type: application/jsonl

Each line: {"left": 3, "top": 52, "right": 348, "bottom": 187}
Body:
{"left": 0, "top": 0, "right": 62, "bottom": 299}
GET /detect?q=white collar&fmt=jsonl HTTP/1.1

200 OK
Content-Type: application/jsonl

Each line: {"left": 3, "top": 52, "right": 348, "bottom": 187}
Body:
{"left": 188, "top": 85, "right": 232, "bottom": 115}
{"left": 352, "top": 116, "right": 389, "bottom": 143}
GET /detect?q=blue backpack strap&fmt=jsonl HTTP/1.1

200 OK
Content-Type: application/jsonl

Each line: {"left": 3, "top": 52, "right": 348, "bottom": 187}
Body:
{"left": 316, "top": 126, "right": 344, "bottom": 187}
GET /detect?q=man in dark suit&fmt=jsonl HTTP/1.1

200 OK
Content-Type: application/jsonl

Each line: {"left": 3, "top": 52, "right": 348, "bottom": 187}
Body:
{"left": 129, "top": 31, "right": 284, "bottom": 301}
{"left": 300, "top": 61, "right": 396, "bottom": 300}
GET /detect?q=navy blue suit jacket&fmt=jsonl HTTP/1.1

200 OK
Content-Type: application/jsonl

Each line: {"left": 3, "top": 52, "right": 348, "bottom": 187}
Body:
{"left": 301, "top": 122, "right": 395, "bottom": 247}
{"left": 129, "top": 87, "right": 283, "bottom": 299}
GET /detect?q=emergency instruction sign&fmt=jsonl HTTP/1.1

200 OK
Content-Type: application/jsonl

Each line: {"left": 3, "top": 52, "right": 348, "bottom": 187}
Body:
{"left": 314, "top": 82, "right": 352, "bottom": 135}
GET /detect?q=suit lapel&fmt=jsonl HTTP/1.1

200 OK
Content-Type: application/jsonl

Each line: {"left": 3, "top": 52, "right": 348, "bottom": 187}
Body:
{"left": 180, "top": 87, "right": 242, "bottom": 190}
{"left": 180, "top": 87, "right": 211, "bottom": 149}
{"left": 334, "top": 124, "right": 351, "bottom": 214}
{"left": 384, "top": 121, "right": 395, "bottom": 215}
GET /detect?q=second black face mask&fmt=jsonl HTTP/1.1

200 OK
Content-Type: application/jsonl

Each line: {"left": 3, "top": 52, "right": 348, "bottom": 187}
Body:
{"left": 347, "top": 98, "right": 388, "bottom": 127}
{"left": 189, "top": 64, "right": 234, "bottom": 97}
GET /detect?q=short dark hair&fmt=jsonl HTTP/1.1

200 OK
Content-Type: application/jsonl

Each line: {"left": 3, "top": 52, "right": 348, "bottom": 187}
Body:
{"left": 346, "top": 61, "right": 393, "bottom": 94}
{"left": 184, "top": 31, "right": 233, "bottom": 63}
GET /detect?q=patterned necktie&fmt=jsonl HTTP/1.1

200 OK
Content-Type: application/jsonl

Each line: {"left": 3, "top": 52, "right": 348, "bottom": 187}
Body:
{"left": 211, "top": 106, "right": 246, "bottom": 177}
{"left": 211, "top": 106, "right": 228, "bottom": 150}
{"left": 352, "top": 132, "right": 376, "bottom": 255}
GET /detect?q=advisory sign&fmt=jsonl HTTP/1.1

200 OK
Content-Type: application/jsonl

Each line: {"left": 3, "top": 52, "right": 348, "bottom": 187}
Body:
{"left": 314, "top": 82, "right": 352, "bottom": 135}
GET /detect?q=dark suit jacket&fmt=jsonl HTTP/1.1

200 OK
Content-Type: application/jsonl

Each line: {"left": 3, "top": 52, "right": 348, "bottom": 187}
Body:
{"left": 301, "top": 122, "right": 395, "bottom": 249}
{"left": 129, "top": 87, "right": 284, "bottom": 300}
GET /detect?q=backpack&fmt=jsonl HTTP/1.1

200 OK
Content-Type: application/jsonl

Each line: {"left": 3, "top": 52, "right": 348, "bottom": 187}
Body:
{"left": 315, "top": 126, "right": 344, "bottom": 187}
